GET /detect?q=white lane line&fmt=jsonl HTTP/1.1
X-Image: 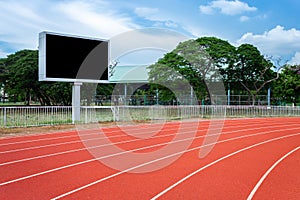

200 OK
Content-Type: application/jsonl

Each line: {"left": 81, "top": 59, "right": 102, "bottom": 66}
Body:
{"left": 0, "top": 120, "right": 185, "bottom": 141}
{"left": 0, "top": 120, "right": 291, "bottom": 154}
{"left": 0, "top": 121, "right": 187, "bottom": 150}
{"left": 0, "top": 123, "right": 182, "bottom": 153}
{"left": 0, "top": 136, "right": 93, "bottom": 154}
{"left": 150, "top": 134, "right": 300, "bottom": 199}
{"left": 0, "top": 120, "right": 173, "bottom": 141}
{"left": 0, "top": 118, "right": 286, "bottom": 146}
{"left": 0, "top": 129, "right": 76, "bottom": 141}
{"left": 0, "top": 117, "right": 297, "bottom": 144}
{"left": 0, "top": 129, "right": 199, "bottom": 186}
{"left": 0, "top": 120, "right": 237, "bottom": 153}
{"left": 0, "top": 122, "right": 180, "bottom": 146}
{"left": 51, "top": 132, "right": 300, "bottom": 200}
{"left": 0, "top": 130, "right": 79, "bottom": 147}
{"left": 1, "top": 122, "right": 296, "bottom": 166}
{"left": 0, "top": 127, "right": 196, "bottom": 166}
{"left": 2, "top": 125, "right": 298, "bottom": 187}
{"left": 0, "top": 123, "right": 197, "bottom": 154}
{"left": 247, "top": 146, "right": 300, "bottom": 200}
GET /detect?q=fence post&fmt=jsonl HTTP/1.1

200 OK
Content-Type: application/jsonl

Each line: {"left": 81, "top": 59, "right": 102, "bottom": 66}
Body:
{"left": 111, "top": 106, "right": 116, "bottom": 121}
{"left": 267, "top": 88, "right": 271, "bottom": 108}
{"left": 228, "top": 89, "right": 230, "bottom": 106}
{"left": 51, "top": 106, "right": 54, "bottom": 125}
{"left": 190, "top": 86, "right": 193, "bottom": 105}
{"left": 3, "top": 107, "right": 7, "bottom": 127}
{"left": 85, "top": 107, "right": 88, "bottom": 124}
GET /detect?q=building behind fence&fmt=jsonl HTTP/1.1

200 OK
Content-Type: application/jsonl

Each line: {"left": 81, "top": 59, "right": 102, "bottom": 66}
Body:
{"left": 1, "top": 105, "right": 300, "bottom": 128}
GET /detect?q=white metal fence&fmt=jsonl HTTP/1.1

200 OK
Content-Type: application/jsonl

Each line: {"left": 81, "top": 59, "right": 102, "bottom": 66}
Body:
{"left": 0, "top": 105, "right": 300, "bottom": 128}
{"left": 0, "top": 106, "right": 72, "bottom": 128}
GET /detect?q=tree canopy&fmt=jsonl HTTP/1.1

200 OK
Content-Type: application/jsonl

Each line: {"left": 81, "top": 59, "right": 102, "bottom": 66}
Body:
{"left": 272, "top": 65, "right": 300, "bottom": 105}
{"left": 0, "top": 50, "right": 117, "bottom": 106}
{"left": 148, "top": 37, "right": 287, "bottom": 105}
{"left": 0, "top": 36, "right": 298, "bottom": 106}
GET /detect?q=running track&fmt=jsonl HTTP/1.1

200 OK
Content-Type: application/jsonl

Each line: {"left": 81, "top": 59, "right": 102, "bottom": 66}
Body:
{"left": 0, "top": 117, "right": 299, "bottom": 199}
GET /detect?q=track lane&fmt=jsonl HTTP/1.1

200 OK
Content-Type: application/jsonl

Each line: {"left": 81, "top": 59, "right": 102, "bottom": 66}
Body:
{"left": 151, "top": 133, "right": 300, "bottom": 199}
{"left": 0, "top": 118, "right": 299, "bottom": 200}
{"left": 1, "top": 120, "right": 295, "bottom": 165}
{"left": 0, "top": 123, "right": 183, "bottom": 163}
{"left": 51, "top": 125, "right": 300, "bottom": 199}
{"left": 250, "top": 147, "right": 300, "bottom": 200}
{"left": 1, "top": 121, "right": 297, "bottom": 184}
{"left": 0, "top": 117, "right": 290, "bottom": 146}
{"left": 53, "top": 131, "right": 300, "bottom": 200}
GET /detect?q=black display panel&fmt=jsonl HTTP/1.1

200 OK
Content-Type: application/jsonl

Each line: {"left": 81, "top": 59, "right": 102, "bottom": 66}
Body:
{"left": 39, "top": 32, "right": 108, "bottom": 82}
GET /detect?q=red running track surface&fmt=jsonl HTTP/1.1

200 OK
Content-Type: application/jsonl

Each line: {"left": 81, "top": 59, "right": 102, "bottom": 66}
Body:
{"left": 0, "top": 117, "right": 299, "bottom": 199}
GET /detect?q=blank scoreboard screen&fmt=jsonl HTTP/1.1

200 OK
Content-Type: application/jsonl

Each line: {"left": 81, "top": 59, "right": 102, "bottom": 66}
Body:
{"left": 39, "top": 32, "right": 109, "bottom": 83}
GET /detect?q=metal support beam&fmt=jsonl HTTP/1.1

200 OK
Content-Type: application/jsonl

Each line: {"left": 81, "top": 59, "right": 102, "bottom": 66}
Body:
{"left": 72, "top": 82, "right": 82, "bottom": 123}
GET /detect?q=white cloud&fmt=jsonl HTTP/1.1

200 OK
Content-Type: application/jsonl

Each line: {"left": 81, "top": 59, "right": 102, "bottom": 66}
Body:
{"left": 237, "top": 25, "right": 300, "bottom": 56}
{"left": 0, "top": 0, "right": 139, "bottom": 52}
{"left": 134, "top": 7, "right": 160, "bottom": 21}
{"left": 110, "top": 29, "right": 188, "bottom": 60}
{"left": 134, "top": 6, "right": 210, "bottom": 39}
{"left": 165, "top": 21, "right": 178, "bottom": 28}
{"left": 199, "top": 5, "right": 214, "bottom": 15}
{"left": 289, "top": 52, "right": 300, "bottom": 65}
{"left": 134, "top": 7, "right": 179, "bottom": 29}
{"left": 239, "top": 16, "right": 249, "bottom": 22}
{"left": 183, "top": 25, "right": 209, "bottom": 38}
{"left": 0, "top": 1, "right": 53, "bottom": 49}
{"left": 200, "top": 0, "right": 257, "bottom": 16}
{"left": 56, "top": 1, "right": 138, "bottom": 37}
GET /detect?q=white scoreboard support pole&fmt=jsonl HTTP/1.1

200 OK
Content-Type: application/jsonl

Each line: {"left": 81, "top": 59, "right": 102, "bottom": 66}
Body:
{"left": 72, "top": 82, "right": 82, "bottom": 123}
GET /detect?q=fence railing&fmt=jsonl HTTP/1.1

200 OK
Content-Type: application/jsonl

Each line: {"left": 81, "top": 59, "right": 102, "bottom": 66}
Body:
{"left": 1, "top": 105, "right": 300, "bottom": 128}
{"left": 0, "top": 106, "right": 73, "bottom": 128}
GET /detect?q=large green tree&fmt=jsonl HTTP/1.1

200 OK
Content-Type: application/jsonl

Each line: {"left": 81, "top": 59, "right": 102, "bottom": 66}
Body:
{"left": 195, "top": 40, "right": 279, "bottom": 105}
{"left": 1, "top": 50, "right": 39, "bottom": 104}
{"left": 195, "top": 37, "right": 236, "bottom": 69}
{"left": 148, "top": 37, "right": 280, "bottom": 105}
{"left": 195, "top": 37, "right": 236, "bottom": 90}
{"left": 0, "top": 50, "right": 72, "bottom": 105}
{"left": 148, "top": 39, "right": 226, "bottom": 104}
{"left": 273, "top": 65, "right": 300, "bottom": 105}
{"left": 231, "top": 44, "right": 277, "bottom": 105}
{"left": 148, "top": 41, "right": 198, "bottom": 103}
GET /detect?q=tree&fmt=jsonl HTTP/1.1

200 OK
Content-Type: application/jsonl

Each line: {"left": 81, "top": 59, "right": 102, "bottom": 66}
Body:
{"left": 43, "top": 82, "right": 72, "bottom": 105}
{"left": 230, "top": 44, "right": 277, "bottom": 105}
{"left": 148, "top": 39, "right": 226, "bottom": 105}
{"left": 148, "top": 51, "right": 198, "bottom": 103}
{"left": 273, "top": 65, "right": 300, "bottom": 105}
{"left": 195, "top": 37, "right": 236, "bottom": 69}
{"left": 195, "top": 37, "right": 236, "bottom": 90}
{"left": 148, "top": 37, "right": 283, "bottom": 106}
{"left": 2, "top": 50, "right": 39, "bottom": 105}
{"left": 0, "top": 58, "right": 8, "bottom": 102}
{"left": 96, "top": 83, "right": 115, "bottom": 95}
{"left": 0, "top": 50, "right": 72, "bottom": 105}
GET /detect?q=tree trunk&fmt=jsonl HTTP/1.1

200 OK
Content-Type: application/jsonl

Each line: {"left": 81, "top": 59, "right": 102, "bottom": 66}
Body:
{"left": 25, "top": 90, "right": 30, "bottom": 106}
{"left": 252, "top": 94, "right": 256, "bottom": 106}
{"left": 203, "top": 79, "right": 212, "bottom": 105}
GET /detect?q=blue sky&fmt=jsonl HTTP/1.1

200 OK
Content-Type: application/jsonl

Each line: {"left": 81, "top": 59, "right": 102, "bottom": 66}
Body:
{"left": 1, "top": 0, "right": 300, "bottom": 65}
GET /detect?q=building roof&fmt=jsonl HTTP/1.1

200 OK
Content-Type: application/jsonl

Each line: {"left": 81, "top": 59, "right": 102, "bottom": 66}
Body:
{"left": 109, "top": 65, "right": 149, "bottom": 83}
